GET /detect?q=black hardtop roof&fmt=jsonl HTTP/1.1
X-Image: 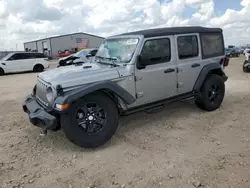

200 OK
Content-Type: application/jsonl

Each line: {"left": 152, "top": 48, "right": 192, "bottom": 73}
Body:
{"left": 119, "top": 26, "right": 222, "bottom": 38}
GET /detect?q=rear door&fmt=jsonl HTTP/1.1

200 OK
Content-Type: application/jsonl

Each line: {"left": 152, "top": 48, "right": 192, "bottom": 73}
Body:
{"left": 21, "top": 53, "right": 36, "bottom": 71}
{"left": 34, "top": 53, "right": 49, "bottom": 69}
{"left": 175, "top": 34, "right": 202, "bottom": 94}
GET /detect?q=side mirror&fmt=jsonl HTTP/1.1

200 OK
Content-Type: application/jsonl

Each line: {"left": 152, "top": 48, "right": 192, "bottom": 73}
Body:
{"left": 137, "top": 55, "right": 146, "bottom": 70}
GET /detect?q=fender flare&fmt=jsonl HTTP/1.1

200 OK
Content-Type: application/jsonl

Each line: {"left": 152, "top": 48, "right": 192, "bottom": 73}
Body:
{"left": 193, "top": 63, "right": 227, "bottom": 92}
{"left": 54, "top": 81, "right": 136, "bottom": 106}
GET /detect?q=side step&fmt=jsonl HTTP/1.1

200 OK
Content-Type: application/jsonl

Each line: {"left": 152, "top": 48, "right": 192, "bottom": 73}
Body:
{"left": 123, "top": 92, "right": 196, "bottom": 116}
{"left": 180, "top": 96, "right": 196, "bottom": 103}
{"left": 144, "top": 104, "right": 164, "bottom": 114}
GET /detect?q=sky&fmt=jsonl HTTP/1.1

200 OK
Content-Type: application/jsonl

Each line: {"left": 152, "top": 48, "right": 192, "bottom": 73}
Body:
{"left": 0, "top": 0, "right": 250, "bottom": 51}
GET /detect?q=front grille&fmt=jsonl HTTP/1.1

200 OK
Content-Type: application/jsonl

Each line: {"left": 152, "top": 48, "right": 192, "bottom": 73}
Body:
{"left": 36, "top": 78, "right": 50, "bottom": 108}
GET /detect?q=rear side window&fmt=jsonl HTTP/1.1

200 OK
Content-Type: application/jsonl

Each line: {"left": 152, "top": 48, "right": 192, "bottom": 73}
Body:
{"left": 22, "top": 53, "right": 33, "bottom": 59}
{"left": 35, "top": 53, "right": 46, "bottom": 58}
{"left": 177, "top": 35, "right": 198, "bottom": 59}
{"left": 140, "top": 38, "right": 171, "bottom": 65}
{"left": 200, "top": 33, "right": 224, "bottom": 59}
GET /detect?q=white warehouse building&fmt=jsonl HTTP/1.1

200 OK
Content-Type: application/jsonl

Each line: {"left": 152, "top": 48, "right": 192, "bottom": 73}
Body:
{"left": 24, "top": 32, "right": 104, "bottom": 59}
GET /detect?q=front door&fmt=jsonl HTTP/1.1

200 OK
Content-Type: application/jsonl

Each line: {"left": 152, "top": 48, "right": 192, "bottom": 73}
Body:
{"left": 131, "top": 36, "right": 177, "bottom": 107}
{"left": 175, "top": 34, "right": 203, "bottom": 94}
{"left": 4, "top": 53, "right": 26, "bottom": 73}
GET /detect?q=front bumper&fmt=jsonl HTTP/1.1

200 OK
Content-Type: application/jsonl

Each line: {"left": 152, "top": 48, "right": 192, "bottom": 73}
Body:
{"left": 22, "top": 95, "right": 58, "bottom": 130}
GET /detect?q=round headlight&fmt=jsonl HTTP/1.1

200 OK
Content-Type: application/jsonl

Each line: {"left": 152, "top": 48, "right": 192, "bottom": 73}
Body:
{"left": 46, "top": 87, "right": 53, "bottom": 102}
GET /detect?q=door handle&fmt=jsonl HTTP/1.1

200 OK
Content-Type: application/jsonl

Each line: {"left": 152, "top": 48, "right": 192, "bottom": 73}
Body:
{"left": 164, "top": 68, "right": 175, "bottom": 73}
{"left": 191, "top": 63, "right": 200, "bottom": 68}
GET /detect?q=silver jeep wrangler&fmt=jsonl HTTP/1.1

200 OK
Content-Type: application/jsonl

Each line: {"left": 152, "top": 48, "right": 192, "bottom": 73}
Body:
{"left": 23, "top": 26, "right": 229, "bottom": 148}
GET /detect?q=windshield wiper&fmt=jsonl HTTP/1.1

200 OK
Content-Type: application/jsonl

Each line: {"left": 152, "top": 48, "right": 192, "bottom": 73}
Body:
{"left": 95, "top": 56, "right": 119, "bottom": 67}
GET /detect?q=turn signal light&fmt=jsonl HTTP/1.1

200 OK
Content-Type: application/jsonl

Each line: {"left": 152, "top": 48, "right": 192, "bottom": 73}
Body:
{"left": 55, "top": 103, "right": 69, "bottom": 111}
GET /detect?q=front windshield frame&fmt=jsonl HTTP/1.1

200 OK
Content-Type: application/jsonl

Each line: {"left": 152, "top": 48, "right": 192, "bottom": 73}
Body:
{"left": 95, "top": 37, "right": 140, "bottom": 65}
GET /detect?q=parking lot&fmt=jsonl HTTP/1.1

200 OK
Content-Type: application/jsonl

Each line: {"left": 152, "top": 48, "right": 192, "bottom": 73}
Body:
{"left": 0, "top": 57, "right": 250, "bottom": 188}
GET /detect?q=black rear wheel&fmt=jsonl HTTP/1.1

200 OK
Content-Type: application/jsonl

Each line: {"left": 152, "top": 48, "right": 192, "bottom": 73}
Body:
{"left": 195, "top": 75, "right": 225, "bottom": 111}
{"left": 0, "top": 68, "right": 4, "bottom": 76}
{"left": 33, "top": 64, "right": 44, "bottom": 72}
{"left": 61, "top": 93, "right": 119, "bottom": 148}
{"left": 243, "top": 61, "right": 250, "bottom": 73}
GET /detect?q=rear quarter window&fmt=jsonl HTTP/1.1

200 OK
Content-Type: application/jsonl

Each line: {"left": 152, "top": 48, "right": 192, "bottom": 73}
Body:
{"left": 35, "top": 53, "right": 46, "bottom": 58}
{"left": 200, "top": 33, "right": 224, "bottom": 59}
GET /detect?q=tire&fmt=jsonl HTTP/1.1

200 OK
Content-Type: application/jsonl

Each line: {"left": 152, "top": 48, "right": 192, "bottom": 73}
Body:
{"left": 33, "top": 64, "right": 44, "bottom": 72}
{"left": 243, "top": 61, "right": 250, "bottom": 73}
{"left": 0, "top": 68, "right": 4, "bottom": 76}
{"left": 61, "top": 93, "right": 119, "bottom": 148}
{"left": 195, "top": 74, "right": 225, "bottom": 111}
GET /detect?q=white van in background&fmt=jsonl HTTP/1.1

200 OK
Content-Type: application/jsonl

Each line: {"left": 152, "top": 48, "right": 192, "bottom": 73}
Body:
{"left": 0, "top": 52, "right": 50, "bottom": 75}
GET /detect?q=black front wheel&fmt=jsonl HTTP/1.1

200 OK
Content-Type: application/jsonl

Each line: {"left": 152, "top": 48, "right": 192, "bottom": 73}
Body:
{"left": 61, "top": 93, "right": 119, "bottom": 148}
{"left": 195, "top": 75, "right": 225, "bottom": 111}
{"left": 0, "top": 68, "right": 4, "bottom": 76}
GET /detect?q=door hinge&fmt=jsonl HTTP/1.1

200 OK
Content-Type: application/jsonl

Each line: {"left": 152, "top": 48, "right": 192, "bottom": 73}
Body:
{"left": 136, "top": 92, "right": 144, "bottom": 98}
{"left": 177, "top": 82, "right": 184, "bottom": 88}
{"left": 135, "top": 76, "right": 143, "bottom": 81}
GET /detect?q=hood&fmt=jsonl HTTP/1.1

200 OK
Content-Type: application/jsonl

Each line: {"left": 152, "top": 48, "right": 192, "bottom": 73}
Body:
{"left": 38, "top": 62, "right": 120, "bottom": 89}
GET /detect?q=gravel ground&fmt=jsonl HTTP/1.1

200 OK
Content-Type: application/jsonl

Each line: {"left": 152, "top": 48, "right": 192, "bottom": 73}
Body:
{"left": 0, "top": 57, "right": 250, "bottom": 188}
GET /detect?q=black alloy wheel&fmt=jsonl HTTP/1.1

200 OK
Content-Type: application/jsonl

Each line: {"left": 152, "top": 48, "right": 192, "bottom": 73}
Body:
{"left": 61, "top": 93, "right": 119, "bottom": 148}
{"left": 195, "top": 74, "right": 225, "bottom": 111}
{"left": 208, "top": 84, "right": 221, "bottom": 104}
{"left": 76, "top": 103, "right": 106, "bottom": 133}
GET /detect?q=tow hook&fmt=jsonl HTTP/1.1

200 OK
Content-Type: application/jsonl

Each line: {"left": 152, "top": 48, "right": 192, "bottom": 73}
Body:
{"left": 40, "top": 129, "right": 48, "bottom": 137}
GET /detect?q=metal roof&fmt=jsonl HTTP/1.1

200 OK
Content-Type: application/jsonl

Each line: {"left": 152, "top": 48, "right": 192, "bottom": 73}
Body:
{"left": 24, "top": 32, "right": 104, "bottom": 44}
{"left": 119, "top": 26, "right": 223, "bottom": 38}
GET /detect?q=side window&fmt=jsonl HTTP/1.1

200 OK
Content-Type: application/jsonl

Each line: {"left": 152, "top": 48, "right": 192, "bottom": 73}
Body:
{"left": 140, "top": 38, "right": 171, "bottom": 65}
{"left": 22, "top": 53, "right": 33, "bottom": 59}
{"left": 35, "top": 53, "right": 46, "bottom": 58}
{"left": 177, "top": 35, "right": 198, "bottom": 59}
{"left": 200, "top": 33, "right": 224, "bottom": 58}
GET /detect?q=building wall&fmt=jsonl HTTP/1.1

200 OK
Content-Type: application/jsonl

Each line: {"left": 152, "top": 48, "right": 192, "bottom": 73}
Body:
{"left": 50, "top": 33, "right": 104, "bottom": 58}
{"left": 24, "top": 33, "right": 104, "bottom": 59}
{"left": 24, "top": 42, "right": 37, "bottom": 52}
{"left": 37, "top": 39, "right": 52, "bottom": 56}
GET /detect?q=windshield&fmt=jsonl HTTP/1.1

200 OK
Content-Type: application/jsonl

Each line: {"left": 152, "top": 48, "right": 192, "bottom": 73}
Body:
{"left": 75, "top": 50, "right": 89, "bottom": 57}
{"left": 95, "top": 38, "right": 139, "bottom": 63}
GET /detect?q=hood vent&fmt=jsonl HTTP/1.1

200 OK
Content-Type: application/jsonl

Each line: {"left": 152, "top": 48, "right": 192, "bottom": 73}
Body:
{"left": 83, "top": 65, "right": 92, "bottom": 69}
